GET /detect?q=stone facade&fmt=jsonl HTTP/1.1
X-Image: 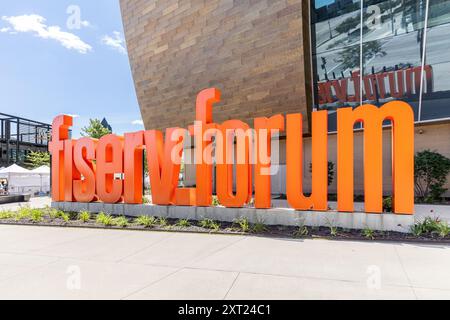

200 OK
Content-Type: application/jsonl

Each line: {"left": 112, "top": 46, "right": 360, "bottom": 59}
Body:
{"left": 120, "top": 0, "right": 313, "bottom": 132}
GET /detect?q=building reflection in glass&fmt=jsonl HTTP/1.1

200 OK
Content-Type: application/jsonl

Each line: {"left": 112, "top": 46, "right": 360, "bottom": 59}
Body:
{"left": 311, "top": 0, "right": 450, "bottom": 131}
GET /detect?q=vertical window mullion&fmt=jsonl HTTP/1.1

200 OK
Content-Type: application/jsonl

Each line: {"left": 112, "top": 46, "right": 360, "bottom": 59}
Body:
{"left": 418, "top": 0, "right": 431, "bottom": 122}
{"left": 360, "top": 0, "right": 364, "bottom": 107}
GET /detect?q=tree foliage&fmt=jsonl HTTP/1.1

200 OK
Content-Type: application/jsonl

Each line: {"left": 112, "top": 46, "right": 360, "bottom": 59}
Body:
{"left": 81, "top": 119, "right": 111, "bottom": 139}
{"left": 335, "top": 16, "right": 360, "bottom": 35}
{"left": 338, "top": 41, "right": 386, "bottom": 70}
{"left": 25, "top": 151, "right": 50, "bottom": 169}
{"left": 415, "top": 150, "right": 450, "bottom": 203}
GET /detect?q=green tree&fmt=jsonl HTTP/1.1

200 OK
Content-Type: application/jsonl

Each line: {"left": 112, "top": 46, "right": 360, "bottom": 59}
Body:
{"left": 335, "top": 16, "right": 360, "bottom": 35}
{"left": 81, "top": 119, "right": 111, "bottom": 139}
{"left": 338, "top": 41, "right": 386, "bottom": 70}
{"left": 415, "top": 150, "right": 450, "bottom": 203}
{"left": 24, "top": 151, "right": 50, "bottom": 169}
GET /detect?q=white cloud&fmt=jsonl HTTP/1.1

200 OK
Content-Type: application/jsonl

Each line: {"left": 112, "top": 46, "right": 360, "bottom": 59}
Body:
{"left": 1, "top": 14, "right": 92, "bottom": 54}
{"left": 101, "top": 31, "right": 126, "bottom": 55}
{"left": 67, "top": 114, "right": 80, "bottom": 118}
{"left": 0, "top": 27, "right": 10, "bottom": 33}
{"left": 80, "top": 20, "right": 91, "bottom": 28}
{"left": 132, "top": 120, "right": 144, "bottom": 126}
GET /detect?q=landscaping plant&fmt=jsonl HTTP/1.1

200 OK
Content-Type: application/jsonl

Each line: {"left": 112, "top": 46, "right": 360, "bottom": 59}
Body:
{"left": 49, "top": 209, "right": 66, "bottom": 220}
{"left": 382, "top": 197, "right": 393, "bottom": 213}
{"left": 252, "top": 221, "right": 268, "bottom": 233}
{"left": 176, "top": 219, "right": 191, "bottom": 228}
{"left": 436, "top": 222, "right": 450, "bottom": 238}
{"left": 414, "top": 150, "right": 450, "bottom": 203}
{"left": 199, "top": 218, "right": 220, "bottom": 231}
{"left": 113, "top": 216, "right": 129, "bottom": 228}
{"left": 329, "top": 226, "right": 338, "bottom": 237}
{"left": 30, "top": 209, "right": 44, "bottom": 223}
{"left": 134, "top": 215, "right": 157, "bottom": 228}
{"left": 362, "top": 227, "right": 375, "bottom": 240}
{"left": 15, "top": 207, "right": 33, "bottom": 221}
{"left": 293, "top": 225, "right": 309, "bottom": 238}
{"left": 211, "top": 196, "right": 220, "bottom": 207}
{"left": 411, "top": 217, "right": 449, "bottom": 238}
{"left": 96, "top": 212, "right": 114, "bottom": 226}
{"left": 0, "top": 211, "right": 14, "bottom": 220}
{"left": 61, "top": 212, "right": 70, "bottom": 222}
{"left": 234, "top": 217, "right": 250, "bottom": 233}
{"left": 158, "top": 217, "right": 168, "bottom": 227}
{"left": 325, "top": 218, "right": 338, "bottom": 237}
{"left": 78, "top": 210, "right": 91, "bottom": 223}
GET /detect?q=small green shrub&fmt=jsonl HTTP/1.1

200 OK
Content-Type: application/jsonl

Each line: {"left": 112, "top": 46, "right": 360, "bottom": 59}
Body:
{"left": 158, "top": 217, "right": 168, "bottom": 227}
{"left": 199, "top": 218, "right": 220, "bottom": 231}
{"left": 422, "top": 217, "right": 441, "bottom": 233}
{"left": 15, "top": 207, "right": 32, "bottom": 221}
{"left": 199, "top": 218, "right": 212, "bottom": 228}
{"left": 415, "top": 150, "right": 450, "bottom": 203}
{"left": 60, "top": 212, "right": 70, "bottom": 222}
{"left": 68, "top": 212, "right": 78, "bottom": 220}
{"left": 95, "top": 212, "right": 107, "bottom": 224}
{"left": 49, "top": 209, "right": 65, "bottom": 220}
{"left": 134, "top": 215, "right": 157, "bottom": 228}
{"left": 211, "top": 196, "right": 220, "bottom": 207}
{"left": 113, "top": 216, "right": 129, "bottom": 228}
{"left": 325, "top": 218, "right": 338, "bottom": 237}
{"left": 210, "top": 221, "right": 221, "bottom": 231}
{"left": 234, "top": 217, "right": 250, "bottom": 233}
{"left": 362, "top": 227, "right": 375, "bottom": 240}
{"left": 0, "top": 211, "right": 14, "bottom": 220}
{"left": 96, "top": 212, "right": 113, "bottom": 226}
{"left": 329, "top": 226, "right": 338, "bottom": 237}
{"left": 411, "top": 217, "right": 449, "bottom": 237}
{"left": 142, "top": 196, "right": 150, "bottom": 204}
{"left": 48, "top": 208, "right": 70, "bottom": 222}
{"left": 411, "top": 223, "right": 424, "bottom": 236}
{"left": 176, "top": 219, "right": 191, "bottom": 227}
{"left": 252, "top": 221, "right": 268, "bottom": 233}
{"left": 30, "top": 209, "right": 44, "bottom": 222}
{"left": 78, "top": 211, "right": 91, "bottom": 223}
{"left": 383, "top": 197, "right": 393, "bottom": 212}
{"left": 293, "top": 226, "right": 309, "bottom": 238}
{"left": 436, "top": 222, "right": 450, "bottom": 238}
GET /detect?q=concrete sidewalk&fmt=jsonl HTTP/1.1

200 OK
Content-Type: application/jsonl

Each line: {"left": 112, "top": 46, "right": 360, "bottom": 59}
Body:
{"left": 0, "top": 225, "right": 449, "bottom": 300}
{"left": 0, "top": 196, "right": 51, "bottom": 211}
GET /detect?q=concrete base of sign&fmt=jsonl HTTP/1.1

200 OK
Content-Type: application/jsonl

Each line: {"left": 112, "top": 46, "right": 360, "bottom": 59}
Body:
{"left": 51, "top": 202, "right": 414, "bottom": 233}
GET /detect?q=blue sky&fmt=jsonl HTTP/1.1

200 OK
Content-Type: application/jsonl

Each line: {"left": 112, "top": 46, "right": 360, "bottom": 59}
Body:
{"left": 314, "top": 0, "right": 336, "bottom": 8}
{"left": 0, "top": 0, "right": 143, "bottom": 137}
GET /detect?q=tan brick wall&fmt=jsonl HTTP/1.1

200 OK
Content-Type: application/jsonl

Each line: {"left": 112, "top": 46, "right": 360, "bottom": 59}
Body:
{"left": 120, "top": 0, "right": 312, "bottom": 132}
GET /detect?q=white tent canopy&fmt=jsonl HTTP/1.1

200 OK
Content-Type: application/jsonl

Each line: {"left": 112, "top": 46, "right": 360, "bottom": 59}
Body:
{"left": 0, "top": 164, "right": 31, "bottom": 175}
{"left": 0, "top": 164, "right": 50, "bottom": 195}
{"left": 31, "top": 166, "right": 50, "bottom": 174}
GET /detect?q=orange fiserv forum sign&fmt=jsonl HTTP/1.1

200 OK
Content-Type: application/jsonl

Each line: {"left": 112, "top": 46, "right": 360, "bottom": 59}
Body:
{"left": 49, "top": 88, "right": 414, "bottom": 215}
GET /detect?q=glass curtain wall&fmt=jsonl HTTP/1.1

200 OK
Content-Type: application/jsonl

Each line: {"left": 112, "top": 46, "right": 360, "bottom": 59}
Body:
{"left": 311, "top": 0, "right": 450, "bottom": 131}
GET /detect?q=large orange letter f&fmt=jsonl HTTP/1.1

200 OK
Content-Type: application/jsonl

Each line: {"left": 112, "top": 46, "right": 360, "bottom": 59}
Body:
{"left": 48, "top": 115, "right": 73, "bottom": 202}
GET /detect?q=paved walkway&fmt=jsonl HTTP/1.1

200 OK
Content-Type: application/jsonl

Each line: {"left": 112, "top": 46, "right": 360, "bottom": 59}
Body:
{"left": 0, "top": 196, "right": 51, "bottom": 211}
{"left": 0, "top": 225, "right": 449, "bottom": 300}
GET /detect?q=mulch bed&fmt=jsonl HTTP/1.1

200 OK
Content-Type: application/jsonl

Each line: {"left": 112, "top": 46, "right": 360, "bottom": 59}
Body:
{"left": 1, "top": 215, "right": 450, "bottom": 245}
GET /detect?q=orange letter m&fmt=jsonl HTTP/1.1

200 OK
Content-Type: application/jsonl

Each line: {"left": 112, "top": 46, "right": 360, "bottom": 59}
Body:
{"left": 337, "top": 101, "right": 414, "bottom": 214}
